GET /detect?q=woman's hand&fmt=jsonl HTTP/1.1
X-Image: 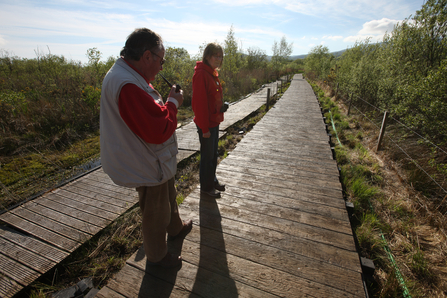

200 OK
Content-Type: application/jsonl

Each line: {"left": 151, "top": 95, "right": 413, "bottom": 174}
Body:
{"left": 203, "top": 131, "right": 211, "bottom": 138}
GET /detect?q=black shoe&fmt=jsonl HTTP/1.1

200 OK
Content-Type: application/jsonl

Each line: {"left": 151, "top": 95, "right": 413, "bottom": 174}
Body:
{"left": 214, "top": 182, "right": 226, "bottom": 192}
{"left": 201, "top": 189, "right": 221, "bottom": 198}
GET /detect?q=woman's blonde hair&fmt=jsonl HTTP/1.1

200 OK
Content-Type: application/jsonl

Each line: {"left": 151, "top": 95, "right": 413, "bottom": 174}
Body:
{"left": 202, "top": 42, "right": 224, "bottom": 69}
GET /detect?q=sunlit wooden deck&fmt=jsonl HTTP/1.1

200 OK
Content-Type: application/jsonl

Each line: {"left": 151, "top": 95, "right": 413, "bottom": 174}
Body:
{"left": 0, "top": 80, "right": 279, "bottom": 298}
{"left": 96, "top": 75, "right": 367, "bottom": 297}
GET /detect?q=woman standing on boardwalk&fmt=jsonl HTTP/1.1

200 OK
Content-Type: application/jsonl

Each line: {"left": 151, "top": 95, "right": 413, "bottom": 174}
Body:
{"left": 192, "top": 43, "right": 227, "bottom": 198}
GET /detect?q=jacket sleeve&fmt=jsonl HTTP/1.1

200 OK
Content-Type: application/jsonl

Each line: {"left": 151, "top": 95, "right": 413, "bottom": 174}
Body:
{"left": 192, "top": 70, "right": 210, "bottom": 134}
{"left": 118, "top": 83, "right": 178, "bottom": 144}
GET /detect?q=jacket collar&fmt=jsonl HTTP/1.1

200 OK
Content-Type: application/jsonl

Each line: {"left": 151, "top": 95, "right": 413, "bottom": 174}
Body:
{"left": 195, "top": 61, "right": 219, "bottom": 77}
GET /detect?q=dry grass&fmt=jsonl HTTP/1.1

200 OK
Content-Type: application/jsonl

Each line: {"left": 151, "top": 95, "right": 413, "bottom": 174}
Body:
{"left": 319, "top": 79, "right": 447, "bottom": 297}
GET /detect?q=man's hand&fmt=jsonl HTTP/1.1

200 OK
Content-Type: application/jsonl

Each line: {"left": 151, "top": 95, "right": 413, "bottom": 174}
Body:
{"left": 169, "top": 85, "right": 184, "bottom": 107}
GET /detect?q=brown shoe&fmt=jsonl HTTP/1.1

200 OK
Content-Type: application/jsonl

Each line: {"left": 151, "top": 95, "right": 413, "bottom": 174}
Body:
{"left": 168, "top": 220, "right": 193, "bottom": 240}
{"left": 147, "top": 252, "right": 182, "bottom": 268}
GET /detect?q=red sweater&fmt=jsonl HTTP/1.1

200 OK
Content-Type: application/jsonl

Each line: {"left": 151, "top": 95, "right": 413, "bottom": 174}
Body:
{"left": 192, "top": 61, "right": 224, "bottom": 134}
{"left": 118, "top": 60, "right": 178, "bottom": 144}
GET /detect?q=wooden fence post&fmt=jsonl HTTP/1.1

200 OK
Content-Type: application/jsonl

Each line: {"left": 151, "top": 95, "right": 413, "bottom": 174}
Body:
{"left": 267, "top": 88, "right": 270, "bottom": 110}
{"left": 376, "top": 111, "right": 389, "bottom": 152}
{"left": 347, "top": 93, "right": 353, "bottom": 116}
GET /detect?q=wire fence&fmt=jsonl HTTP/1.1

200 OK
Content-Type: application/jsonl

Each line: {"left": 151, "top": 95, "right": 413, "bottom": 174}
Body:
{"left": 337, "top": 88, "right": 447, "bottom": 213}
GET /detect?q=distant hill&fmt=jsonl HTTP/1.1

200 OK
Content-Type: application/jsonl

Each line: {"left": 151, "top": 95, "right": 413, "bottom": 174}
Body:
{"left": 289, "top": 48, "right": 347, "bottom": 60}
{"left": 264, "top": 48, "right": 347, "bottom": 61}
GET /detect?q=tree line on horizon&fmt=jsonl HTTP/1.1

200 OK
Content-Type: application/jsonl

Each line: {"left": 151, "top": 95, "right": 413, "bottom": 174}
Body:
{"left": 0, "top": 25, "right": 303, "bottom": 156}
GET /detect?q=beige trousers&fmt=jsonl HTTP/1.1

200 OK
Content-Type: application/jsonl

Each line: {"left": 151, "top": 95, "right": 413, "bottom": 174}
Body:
{"left": 136, "top": 178, "right": 183, "bottom": 262}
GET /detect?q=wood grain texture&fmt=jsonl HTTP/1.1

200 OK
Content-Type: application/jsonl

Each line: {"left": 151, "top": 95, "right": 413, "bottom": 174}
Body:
{"left": 97, "top": 75, "right": 366, "bottom": 297}
{"left": 0, "top": 79, "right": 283, "bottom": 298}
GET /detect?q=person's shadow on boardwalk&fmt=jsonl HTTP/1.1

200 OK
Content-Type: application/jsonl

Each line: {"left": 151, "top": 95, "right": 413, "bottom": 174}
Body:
{"left": 188, "top": 193, "right": 238, "bottom": 298}
{"left": 134, "top": 245, "right": 180, "bottom": 297}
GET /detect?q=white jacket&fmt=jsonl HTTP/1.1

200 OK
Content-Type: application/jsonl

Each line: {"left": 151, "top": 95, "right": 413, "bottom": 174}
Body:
{"left": 100, "top": 58, "right": 178, "bottom": 187}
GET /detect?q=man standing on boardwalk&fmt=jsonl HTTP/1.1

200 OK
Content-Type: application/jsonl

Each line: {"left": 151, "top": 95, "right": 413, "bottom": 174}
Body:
{"left": 100, "top": 28, "right": 192, "bottom": 268}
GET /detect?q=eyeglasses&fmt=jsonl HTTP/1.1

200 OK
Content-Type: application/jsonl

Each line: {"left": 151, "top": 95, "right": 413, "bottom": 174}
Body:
{"left": 150, "top": 51, "right": 166, "bottom": 66}
{"left": 213, "top": 54, "right": 223, "bottom": 60}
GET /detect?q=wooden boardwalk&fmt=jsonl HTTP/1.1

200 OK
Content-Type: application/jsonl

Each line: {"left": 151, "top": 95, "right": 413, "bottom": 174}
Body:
{"left": 96, "top": 75, "right": 367, "bottom": 298}
{"left": 0, "top": 80, "right": 279, "bottom": 298}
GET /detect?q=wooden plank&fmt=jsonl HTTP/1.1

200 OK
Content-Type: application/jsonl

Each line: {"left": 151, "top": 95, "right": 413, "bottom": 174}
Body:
{"left": 95, "top": 286, "right": 128, "bottom": 298}
{"left": 0, "top": 226, "right": 68, "bottom": 263}
{"left": 126, "top": 247, "right": 277, "bottom": 298}
{"left": 239, "top": 140, "right": 334, "bottom": 158}
{"left": 245, "top": 130, "right": 331, "bottom": 146}
{"left": 234, "top": 141, "right": 334, "bottom": 160}
{"left": 231, "top": 145, "right": 336, "bottom": 167}
{"left": 217, "top": 164, "right": 342, "bottom": 191}
{"left": 73, "top": 178, "right": 137, "bottom": 201}
{"left": 84, "top": 170, "right": 138, "bottom": 196}
{"left": 225, "top": 151, "right": 339, "bottom": 174}
{"left": 212, "top": 181, "right": 349, "bottom": 222}
{"left": 176, "top": 123, "right": 200, "bottom": 151}
{"left": 243, "top": 133, "right": 332, "bottom": 151}
{"left": 0, "top": 213, "right": 80, "bottom": 252}
{"left": 178, "top": 237, "right": 362, "bottom": 297}
{"left": 0, "top": 275, "right": 22, "bottom": 298}
{"left": 0, "top": 236, "right": 56, "bottom": 273}
{"left": 36, "top": 195, "right": 111, "bottom": 227}
{"left": 188, "top": 190, "right": 351, "bottom": 233}
{"left": 177, "top": 202, "right": 360, "bottom": 272}
{"left": 183, "top": 224, "right": 365, "bottom": 296}
{"left": 52, "top": 188, "right": 125, "bottom": 215}
{"left": 182, "top": 193, "right": 356, "bottom": 252}
{"left": 99, "top": 264, "right": 201, "bottom": 298}
{"left": 251, "top": 122, "right": 329, "bottom": 137}
{"left": 217, "top": 171, "right": 344, "bottom": 208}
{"left": 220, "top": 154, "right": 339, "bottom": 177}
{"left": 14, "top": 201, "right": 101, "bottom": 235}
{"left": 9, "top": 206, "right": 90, "bottom": 242}
{"left": 177, "top": 149, "right": 196, "bottom": 162}
{"left": 0, "top": 253, "right": 40, "bottom": 286}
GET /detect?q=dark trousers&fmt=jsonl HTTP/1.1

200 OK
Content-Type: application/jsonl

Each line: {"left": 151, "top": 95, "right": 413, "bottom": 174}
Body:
{"left": 197, "top": 125, "right": 219, "bottom": 192}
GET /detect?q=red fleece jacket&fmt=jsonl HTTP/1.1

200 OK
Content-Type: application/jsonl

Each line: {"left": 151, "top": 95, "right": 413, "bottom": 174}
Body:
{"left": 192, "top": 61, "right": 224, "bottom": 134}
{"left": 118, "top": 60, "right": 177, "bottom": 144}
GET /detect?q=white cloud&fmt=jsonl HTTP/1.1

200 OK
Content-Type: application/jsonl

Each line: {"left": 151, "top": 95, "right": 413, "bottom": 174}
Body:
{"left": 359, "top": 18, "right": 400, "bottom": 35}
{"left": 282, "top": 0, "right": 418, "bottom": 20}
{"left": 344, "top": 18, "right": 401, "bottom": 44}
{"left": 323, "top": 35, "right": 343, "bottom": 41}
{"left": 343, "top": 34, "right": 383, "bottom": 44}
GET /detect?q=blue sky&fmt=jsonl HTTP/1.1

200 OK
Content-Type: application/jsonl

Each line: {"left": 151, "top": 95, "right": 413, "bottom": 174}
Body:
{"left": 0, "top": 0, "right": 425, "bottom": 64}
